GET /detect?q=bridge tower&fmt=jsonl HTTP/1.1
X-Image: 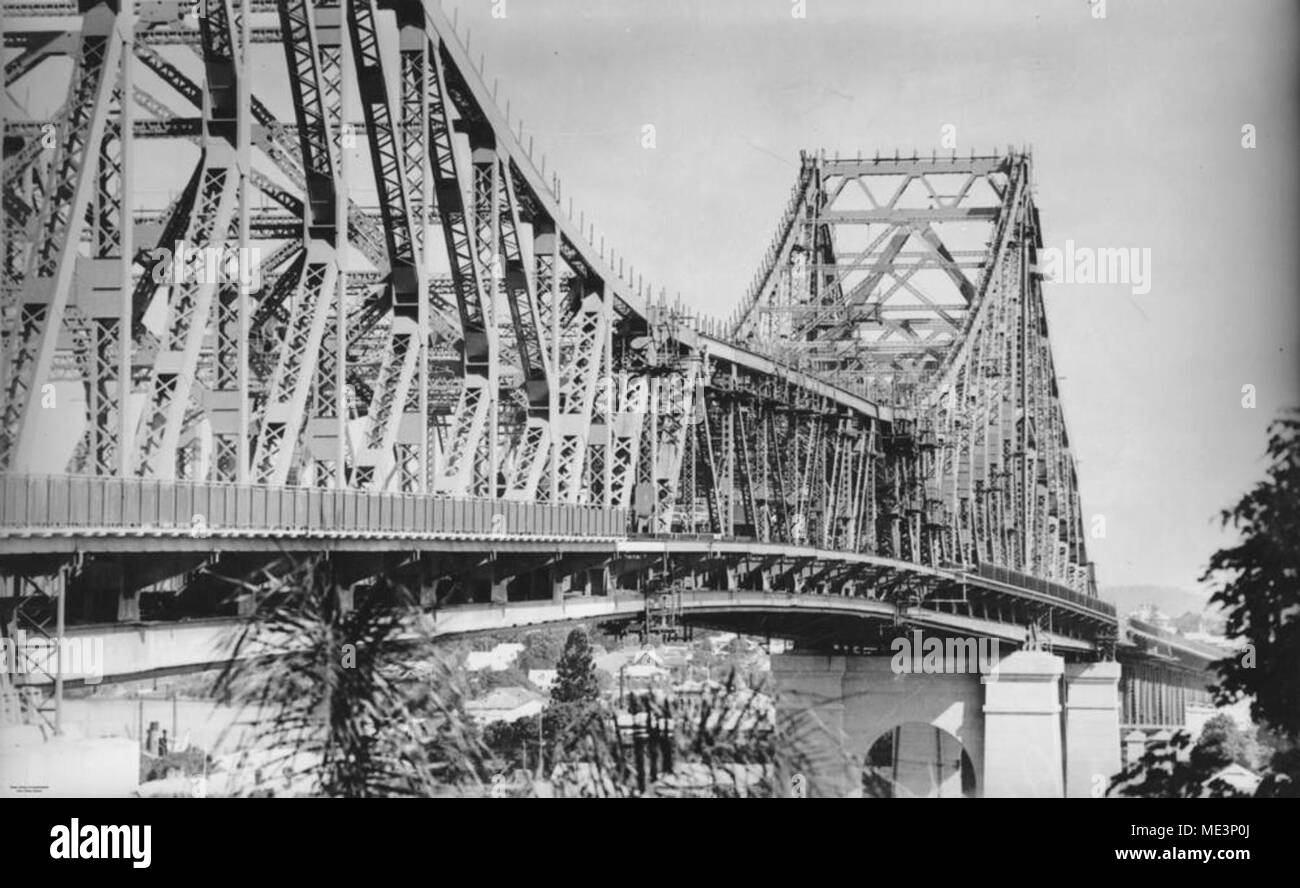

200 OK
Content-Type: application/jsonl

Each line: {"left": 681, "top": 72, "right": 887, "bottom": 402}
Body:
{"left": 734, "top": 151, "right": 1121, "bottom": 796}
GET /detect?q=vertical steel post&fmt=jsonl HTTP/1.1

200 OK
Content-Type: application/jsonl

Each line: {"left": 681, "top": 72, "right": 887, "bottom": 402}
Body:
{"left": 335, "top": 9, "right": 353, "bottom": 488}
{"left": 236, "top": 0, "right": 252, "bottom": 483}
{"left": 54, "top": 569, "right": 65, "bottom": 735}
{"left": 119, "top": 1, "right": 135, "bottom": 476}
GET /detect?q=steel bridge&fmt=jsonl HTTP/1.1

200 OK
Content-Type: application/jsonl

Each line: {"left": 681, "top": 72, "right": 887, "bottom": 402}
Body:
{"left": 1, "top": 0, "right": 1212, "bottom": 743}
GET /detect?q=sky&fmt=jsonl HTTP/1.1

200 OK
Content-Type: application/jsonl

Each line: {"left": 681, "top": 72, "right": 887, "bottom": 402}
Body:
{"left": 447, "top": 0, "right": 1300, "bottom": 594}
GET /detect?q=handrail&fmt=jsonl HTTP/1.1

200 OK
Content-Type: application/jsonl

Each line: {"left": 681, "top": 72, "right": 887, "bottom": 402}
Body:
{"left": 972, "top": 562, "right": 1116, "bottom": 619}
{"left": 0, "top": 473, "right": 627, "bottom": 539}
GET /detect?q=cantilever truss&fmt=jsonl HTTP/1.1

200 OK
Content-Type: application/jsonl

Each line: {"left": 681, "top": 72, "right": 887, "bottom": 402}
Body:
{"left": 1, "top": 2, "right": 1095, "bottom": 599}
{"left": 731, "top": 151, "right": 1093, "bottom": 591}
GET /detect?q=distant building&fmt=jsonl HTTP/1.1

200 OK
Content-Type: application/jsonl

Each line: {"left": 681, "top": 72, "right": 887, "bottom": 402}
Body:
{"left": 1130, "top": 605, "right": 1173, "bottom": 633}
{"left": 465, "top": 687, "right": 545, "bottom": 724}
{"left": 619, "top": 649, "right": 675, "bottom": 695}
{"left": 528, "top": 669, "right": 558, "bottom": 692}
{"left": 631, "top": 649, "right": 665, "bottom": 669}
{"left": 1169, "top": 610, "right": 1233, "bottom": 651}
{"left": 659, "top": 645, "right": 692, "bottom": 680}
{"left": 465, "top": 643, "right": 525, "bottom": 673}
{"left": 705, "top": 633, "right": 738, "bottom": 655}
{"left": 1180, "top": 631, "right": 1238, "bottom": 653}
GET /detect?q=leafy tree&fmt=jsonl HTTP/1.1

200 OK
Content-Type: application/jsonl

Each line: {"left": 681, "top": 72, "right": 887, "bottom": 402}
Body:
{"left": 471, "top": 665, "right": 535, "bottom": 695}
{"left": 515, "top": 630, "right": 565, "bottom": 672}
{"left": 481, "top": 628, "right": 606, "bottom": 779}
{"left": 211, "top": 555, "right": 487, "bottom": 797}
{"left": 402, "top": 655, "right": 486, "bottom": 788}
{"left": 552, "top": 628, "right": 601, "bottom": 704}
{"left": 1202, "top": 412, "right": 1300, "bottom": 740}
{"left": 1191, "top": 713, "right": 1250, "bottom": 771}
{"left": 481, "top": 715, "right": 537, "bottom": 773}
{"left": 1109, "top": 731, "right": 1248, "bottom": 798}
{"left": 1115, "top": 412, "right": 1300, "bottom": 797}
{"left": 481, "top": 699, "right": 603, "bottom": 775}
{"left": 555, "top": 671, "right": 810, "bottom": 797}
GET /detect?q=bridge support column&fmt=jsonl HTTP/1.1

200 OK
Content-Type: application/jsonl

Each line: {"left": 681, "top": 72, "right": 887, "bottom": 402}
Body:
{"left": 773, "top": 653, "right": 984, "bottom": 797}
{"left": 116, "top": 584, "right": 140, "bottom": 622}
{"left": 1063, "top": 661, "right": 1122, "bottom": 797}
{"left": 844, "top": 656, "right": 984, "bottom": 798}
{"left": 490, "top": 566, "right": 509, "bottom": 605}
{"left": 417, "top": 561, "right": 438, "bottom": 607}
{"left": 981, "top": 651, "right": 1064, "bottom": 798}
{"left": 80, "top": 560, "right": 137, "bottom": 622}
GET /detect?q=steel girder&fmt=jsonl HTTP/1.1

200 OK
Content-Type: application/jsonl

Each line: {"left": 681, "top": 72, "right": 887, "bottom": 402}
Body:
{"left": 1, "top": 3, "right": 125, "bottom": 473}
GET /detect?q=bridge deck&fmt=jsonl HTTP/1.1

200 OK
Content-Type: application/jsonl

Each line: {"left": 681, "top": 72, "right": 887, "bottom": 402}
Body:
{"left": 1, "top": 474, "right": 1116, "bottom": 630}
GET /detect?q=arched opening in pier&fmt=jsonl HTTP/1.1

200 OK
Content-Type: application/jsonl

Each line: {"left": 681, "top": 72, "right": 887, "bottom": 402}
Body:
{"left": 862, "top": 722, "right": 976, "bottom": 798}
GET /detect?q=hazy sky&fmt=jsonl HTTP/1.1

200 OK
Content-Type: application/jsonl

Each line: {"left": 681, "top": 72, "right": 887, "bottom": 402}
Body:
{"left": 449, "top": 0, "right": 1300, "bottom": 595}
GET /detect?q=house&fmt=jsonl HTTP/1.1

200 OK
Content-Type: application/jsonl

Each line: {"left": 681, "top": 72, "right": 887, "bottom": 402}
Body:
{"left": 621, "top": 663, "right": 670, "bottom": 693}
{"left": 705, "top": 633, "right": 737, "bottom": 655}
{"left": 659, "top": 645, "right": 694, "bottom": 681}
{"left": 528, "top": 669, "right": 558, "bottom": 692}
{"left": 465, "top": 643, "right": 525, "bottom": 673}
{"left": 1130, "top": 605, "right": 1173, "bottom": 633}
{"left": 621, "top": 650, "right": 671, "bottom": 694}
{"left": 465, "top": 687, "right": 545, "bottom": 725}
{"left": 630, "top": 649, "right": 665, "bottom": 669}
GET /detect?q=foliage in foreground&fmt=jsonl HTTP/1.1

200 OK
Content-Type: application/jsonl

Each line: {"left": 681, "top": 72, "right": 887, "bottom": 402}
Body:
{"left": 483, "top": 671, "right": 811, "bottom": 797}
{"left": 1119, "top": 412, "right": 1300, "bottom": 797}
{"left": 209, "top": 557, "right": 823, "bottom": 797}
{"left": 210, "top": 556, "right": 487, "bottom": 797}
{"left": 1202, "top": 412, "right": 1300, "bottom": 738}
{"left": 1109, "top": 715, "right": 1257, "bottom": 798}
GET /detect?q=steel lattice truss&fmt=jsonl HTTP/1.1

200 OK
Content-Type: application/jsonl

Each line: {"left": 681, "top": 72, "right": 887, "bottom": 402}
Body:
{"left": 1, "top": 0, "right": 1094, "bottom": 597}
{"left": 730, "top": 152, "right": 1092, "bottom": 591}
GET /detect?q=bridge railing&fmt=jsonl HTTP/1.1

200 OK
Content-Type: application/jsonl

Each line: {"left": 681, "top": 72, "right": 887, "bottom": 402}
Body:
{"left": 0, "top": 474, "right": 627, "bottom": 540}
{"left": 971, "top": 563, "right": 1116, "bottom": 620}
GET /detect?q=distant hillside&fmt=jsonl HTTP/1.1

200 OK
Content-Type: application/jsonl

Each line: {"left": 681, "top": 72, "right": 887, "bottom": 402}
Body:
{"left": 1099, "top": 584, "right": 1214, "bottom": 619}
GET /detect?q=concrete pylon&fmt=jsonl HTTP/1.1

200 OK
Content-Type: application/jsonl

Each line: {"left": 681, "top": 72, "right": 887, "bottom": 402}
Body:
{"left": 981, "top": 650, "right": 1065, "bottom": 797}
{"left": 771, "top": 654, "right": 855, "bottom": 797}
{"left": 774, "top": 652, "right": 984, "bottom": 797}
{"left": 1063, "top": 661, "right": 1122, "bottom": 797}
